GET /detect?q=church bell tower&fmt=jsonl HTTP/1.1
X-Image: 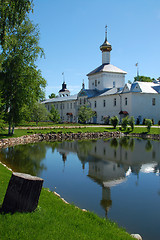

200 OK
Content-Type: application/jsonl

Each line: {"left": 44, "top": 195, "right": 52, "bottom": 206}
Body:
{"left": 100, "top": 25, "right": 112, "bottom": 64}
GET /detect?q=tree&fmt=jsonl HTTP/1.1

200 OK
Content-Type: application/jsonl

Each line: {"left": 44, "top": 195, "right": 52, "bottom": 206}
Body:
{"left": 49, "top": 93, "right": 56, "bottom": 99}
{"left": 49, "top": 105, "right": 60, "bottom": 123}
{"left": 110, "top": 116, "right": 119, "bottom": 129}
{"left": 0, "top": 19, "right": 46, "bottom": 134}
{"left": 121, "top": 117, "right": 128, "bottom": 131}
{"left": 31, "top": 102, "right": 49, "bottom": 125}
{"left": 128, "top": 116, "right": 135, "bottom": 131}
{"left": 145, "top": 119, "right": 152, "bottom": 132}
{"left": 0, "top": 92, "right": 5, "bottom": 130}
{"left": 0, "top": 0, "right": 33, "bottom": 48}
{"left": 78, "top": 105, "right": 95, "bottom": 124}
{"left": 134, "top": 75, "right": 154, "bottom": 82}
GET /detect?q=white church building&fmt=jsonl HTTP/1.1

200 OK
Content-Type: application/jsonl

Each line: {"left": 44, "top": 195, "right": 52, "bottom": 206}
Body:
{"left": 43, "top": 27, "right": 160, "bottom": 124}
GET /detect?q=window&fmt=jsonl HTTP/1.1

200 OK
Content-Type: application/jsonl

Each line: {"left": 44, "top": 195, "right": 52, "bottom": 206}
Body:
{"left": 63, "top": 104, "right": 65, "bottom": 109}
{"left": 70, "top": 103, "right": 72, "bottom": 109}
{"left": 113, "top": 81, "right": 115, "bottom": 88}
{"left": 101, "top": 116, "right": 103, "bottom": 121}
{"left": 94, "top": 101, "right": 97, "bottom": 108}
{"left": 74, "top": 102, "right": 76, "bottom": 108}
{"left": 60, "top": 104, "right": 62, "bottom": 109}
{"left": 125, "top": 98, "right": 127, "bottom": 105}
{"left": 114, "top": 98, "right": 116, "bottom": 106}
{"left": 84, "top": 98, "right": 86, "bottom": 104}
{"left": 103, "top": 99, "right": 106, "bottom": 107}
{"left": 67, "top": 103, "right": 69, "bottom": 109}
{"left": 95, "top": 80, "right": 97, "bottom": 87}
{"left": 152, "top": 98, "right": 156, "bottom": 106}
{"left": 92, "top": 82, "right": 94, "bottom": 86}
{"left": 98, "top": 81, "right": 100, "bottom": 84}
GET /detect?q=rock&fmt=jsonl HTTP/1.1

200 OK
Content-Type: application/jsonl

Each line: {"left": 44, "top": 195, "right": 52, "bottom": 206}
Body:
{"left": 131, "top": 234, "right": 142, "bottom": 240}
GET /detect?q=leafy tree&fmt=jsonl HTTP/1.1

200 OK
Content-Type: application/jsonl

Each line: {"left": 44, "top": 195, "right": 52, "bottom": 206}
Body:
{"left": 128, "top": 116, "right": 135, "bottom": 131}
{"left": 49, "top": 105, "right": 60, "bottom": 123}
{"left": 78, "top": 105, "right": 95, "bottom": 124}
{"left": 49, "top": 93, "right": 56, "bottom": 99}
{"left": 145, "top": 119, "right": 152, "bottom": 132}
{"left": 31, "top": 102, "right": 49, "bottom": 125}
{"left": 121, "top": 117, "right": 128, "bottom": 131}
{"left": 134, "top": 75, "right": 154, "bottom": 82}
{"left": 110, "top": 116, "right": 119, "bottom": 129}
{"left": 0, "top": 0, "right": 33, "bottom": 48}
{"left": 0, "top": 92, "right": 5, "bottom": 130}
{"left": 0, "top": 19, "right": 46, "bottom": 134}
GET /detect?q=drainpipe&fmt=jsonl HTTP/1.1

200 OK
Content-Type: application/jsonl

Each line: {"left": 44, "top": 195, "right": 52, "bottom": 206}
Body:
{"left": 118, "top": 93, "right": 122, "bottom": 123}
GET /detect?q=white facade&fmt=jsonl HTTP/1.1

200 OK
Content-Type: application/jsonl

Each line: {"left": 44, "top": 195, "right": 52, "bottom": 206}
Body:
{"left": 43, "top": 28, "right": 160, "bottom": 124}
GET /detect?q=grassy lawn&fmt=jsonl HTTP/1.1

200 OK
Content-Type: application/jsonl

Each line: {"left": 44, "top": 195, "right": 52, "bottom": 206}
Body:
{"left": 0, "top": 164, "right": 134, "bottom": 240}
{"left": 0, "top": 123, "right": 160, "bottom": 139}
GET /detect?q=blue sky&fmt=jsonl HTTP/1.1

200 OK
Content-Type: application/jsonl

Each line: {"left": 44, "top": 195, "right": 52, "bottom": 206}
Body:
{"left": 30, "top": 0, "right": 160, "bottom": 98}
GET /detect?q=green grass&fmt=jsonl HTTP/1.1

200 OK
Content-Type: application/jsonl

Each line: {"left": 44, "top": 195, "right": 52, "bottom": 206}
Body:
{"left": 1, "top": 126, "right": 160, "bottom": 139}
{"left": 0, "top": 164, "right": 134, "bottom": 240}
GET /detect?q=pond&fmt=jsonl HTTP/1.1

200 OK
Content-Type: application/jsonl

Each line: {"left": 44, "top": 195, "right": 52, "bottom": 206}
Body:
{"left": 0, "top": 137, "right": 160, "bottom": 240}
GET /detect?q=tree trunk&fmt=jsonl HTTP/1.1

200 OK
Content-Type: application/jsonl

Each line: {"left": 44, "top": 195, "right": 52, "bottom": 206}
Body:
{"left": 1, "top": 172, "right": 44, "bottom": 213}
{"left": 11, "top": 126, "right": 14, "bottom": 135}
{"left": 8, "top": 124, "right": 11, "bottom": 135}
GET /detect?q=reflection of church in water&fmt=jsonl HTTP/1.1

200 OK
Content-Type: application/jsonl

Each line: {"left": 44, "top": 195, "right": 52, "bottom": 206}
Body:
{"left": 57, "top": 138, "right": 160, "bottom": 217}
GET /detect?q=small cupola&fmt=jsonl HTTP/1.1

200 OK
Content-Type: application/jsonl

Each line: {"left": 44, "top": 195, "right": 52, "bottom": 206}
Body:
{"left": 59, "top": 81, "right": 70, "bottom": 97}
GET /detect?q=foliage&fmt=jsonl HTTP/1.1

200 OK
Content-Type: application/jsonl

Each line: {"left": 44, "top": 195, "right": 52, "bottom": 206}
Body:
{"left": 128, "top": 116, "right": 135, "bottom": 131}
{"left": 121, "top": 117, "right": 128, "bottom": 131}
{"left": 31, "top": 102, "right": 49, "bottom": 125}
{"left": 136, "top": 118, "right": 140, "bottom": 125}
{"left": 0, "top": 92, "right": 5, "bottom": 130}
{"left": 134, "top": 75, "right": 154, "bottom": 82}
{"left": 0, "top": 18, "right": 46, "bottom": 134}
{"left": 49, "top": 105, "right": 60, "bottom": 123}
{"left": 103, "top": 116, "right": 110, "bottom": 125}
{"left": 145, "top": 119, "right": 152, "bottom": 132}
{"left": 49, "top": 93, "right": 56, "bottom": 99}
{"left": 110, "top": 116, "right": 119, "bottom": 129}
{"left": 0, "top": 0, "right": 33, "bottom": 47}
{"left": 78, "top": 105, "right": 95, "bottom": 124}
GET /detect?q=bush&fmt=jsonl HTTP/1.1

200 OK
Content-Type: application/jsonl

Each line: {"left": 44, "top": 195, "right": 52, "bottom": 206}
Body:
{"left": 145, "top": 119, "right": 152, "bottom": 132}
{"left": 136, "top": 118, "right": 140, "bottom": 125}
{"left": 128, "top": 116, "right": 135, "bottom": 131}
{"left": 142, "top": 118, "right": 146, "bottom": 125}
{"left": 110, "top": 116, "right": 119, "bottom": 129}
{"left": 121, "top": 117, "right": 128, "bottom": 131}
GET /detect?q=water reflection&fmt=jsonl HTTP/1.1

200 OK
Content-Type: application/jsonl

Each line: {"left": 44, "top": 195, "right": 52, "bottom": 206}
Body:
{"left": 1, "top": 137, "right": 160, "bottom": 240}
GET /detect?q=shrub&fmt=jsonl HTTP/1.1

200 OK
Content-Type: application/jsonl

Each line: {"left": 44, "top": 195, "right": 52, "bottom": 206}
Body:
{"left": 145, "top": 119, "right": 152, "bottom": 132}
{"left": 121, "top": 117, "right": 128, "bottom": 131}
{"left": 110, "top": 116, "right": 119, "bottom": 129}
{"left": 136, "top": 118, "right": 140, "bottom": 125}
{"left": 142, "top": 118, "right": 146, "bottom": 125}
{"left": 128, "top": 116, "right": 135, "bottom": 131}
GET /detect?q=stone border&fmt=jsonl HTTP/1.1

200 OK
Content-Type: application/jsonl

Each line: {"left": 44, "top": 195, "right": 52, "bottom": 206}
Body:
{"left": 0, "top": 131, "right": 160, "bottom": 149}
{"left": 0, "top": 131, "right": 123, "bottom": 149}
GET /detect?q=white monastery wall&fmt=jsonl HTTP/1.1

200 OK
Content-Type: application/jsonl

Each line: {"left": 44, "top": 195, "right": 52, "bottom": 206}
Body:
{"left": 130, "top": 93, "right": 160, "bottom": 123}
